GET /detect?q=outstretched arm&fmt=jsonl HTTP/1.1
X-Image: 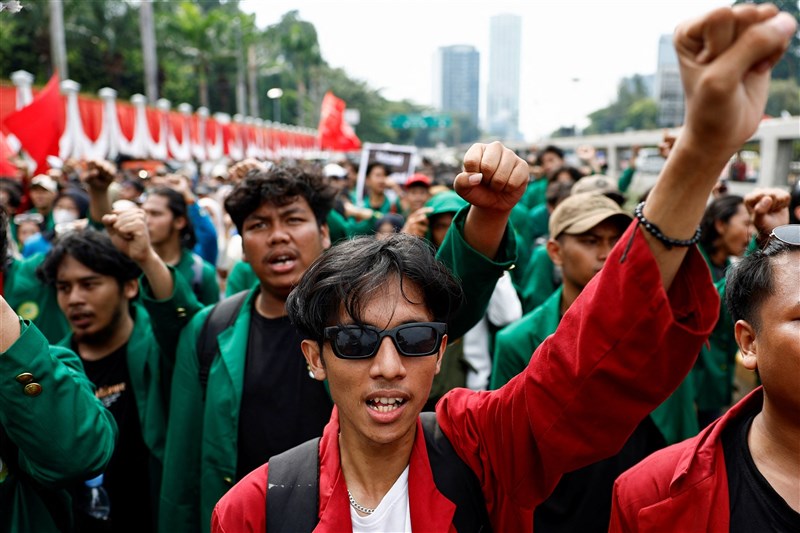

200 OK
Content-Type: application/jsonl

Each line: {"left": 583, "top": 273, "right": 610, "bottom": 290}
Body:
{"left": 642, "top": 4, "right": 795, "bottom": 290}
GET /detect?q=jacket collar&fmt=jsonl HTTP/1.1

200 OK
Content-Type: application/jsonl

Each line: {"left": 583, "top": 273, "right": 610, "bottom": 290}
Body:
{"left": 316, "top": 408, "right": 455, "bottom": 532}
{"left": 669, "top": 387, "right": 763, "bottom": 495}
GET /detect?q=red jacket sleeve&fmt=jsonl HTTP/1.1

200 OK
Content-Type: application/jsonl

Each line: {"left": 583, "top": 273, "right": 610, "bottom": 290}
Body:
{"left": 211, "top": 464, "right": 269, "bottom": 533}
{"left": 436, "top": 224, "right": 719, "bottom": 521}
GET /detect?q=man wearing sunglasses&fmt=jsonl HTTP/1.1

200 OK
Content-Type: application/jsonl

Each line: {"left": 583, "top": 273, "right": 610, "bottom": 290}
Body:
{"left": 210, "top": 5, "right": 795, "bottom": 532}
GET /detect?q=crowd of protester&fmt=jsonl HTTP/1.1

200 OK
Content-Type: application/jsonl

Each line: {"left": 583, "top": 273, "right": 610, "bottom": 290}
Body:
{"left": 0, "top": 4, "right": 798, "bottom": 532}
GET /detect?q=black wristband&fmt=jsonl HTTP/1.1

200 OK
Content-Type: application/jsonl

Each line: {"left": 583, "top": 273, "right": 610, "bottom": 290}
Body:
{"left": 634, "top": 202, "right": 701, "bottom": 250}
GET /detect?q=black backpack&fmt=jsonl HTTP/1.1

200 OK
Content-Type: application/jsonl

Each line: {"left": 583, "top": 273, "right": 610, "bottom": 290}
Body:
{"left": 265, "top": 412, "right": 493, "bottom": 533}
{"left": 196, "top": 290, "right": 249, "bottom": 400}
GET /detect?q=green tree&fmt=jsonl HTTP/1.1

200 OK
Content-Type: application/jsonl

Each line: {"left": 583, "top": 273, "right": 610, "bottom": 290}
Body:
{"left": 766, "top": 78, "right": 800, "bottom": 116}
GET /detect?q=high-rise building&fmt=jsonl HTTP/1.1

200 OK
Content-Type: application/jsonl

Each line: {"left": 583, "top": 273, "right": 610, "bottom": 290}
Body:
{"left": 434, "top": 45, "right": 480, "bottom": 136}
{"left": 487, "top": 13, "right": 522, "bottom": 141}
{"left": 655, "top": 34, "right": 684, "bottom": 128}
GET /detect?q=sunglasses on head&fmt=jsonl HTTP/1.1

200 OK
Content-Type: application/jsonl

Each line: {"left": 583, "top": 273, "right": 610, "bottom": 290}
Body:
{"left": 767, "top": 224, "right": 800, "bottom": 246}
{"left": 323, "top": 322, "right": 447, "bottom": 359}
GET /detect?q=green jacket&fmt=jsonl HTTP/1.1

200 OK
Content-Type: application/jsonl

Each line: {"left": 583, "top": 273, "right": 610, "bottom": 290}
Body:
{"left": 491, "top": 287, "right": 563, "bottom": 390}
{"left": 490, "top": 286, "right": 698, "bottom": 444}
{"left": 519, "top": 177, "right": 548, "bottom": 209}
{"left": 175, "top": 249, "right": 220, "bottom": 307}
{"left": 159, "top": 204, "right": 517, "bottom": 533}
{"left": 1, "top": 321, "right": 117, "bottom": 533}
{"left": 224, "top": 260, "right": 258, "bottom": 297}
{"left": 518, "top": 245, "right": 559, "bottom": 313}
{"left": 4, "top": 253, "right": 70, "bottom": 344}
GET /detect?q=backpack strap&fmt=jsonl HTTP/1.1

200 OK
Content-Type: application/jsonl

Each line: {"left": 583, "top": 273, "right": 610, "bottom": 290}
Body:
{"left": 266, "top": 437, "right": 320, "bottom": 533}
{"left": 190, "top": 252, "right": 204, "bottom": 296}
{"left": 264, "top": 414, "right": 492, "bottom": 533}
{"left": 420, "top": 412, "right": 493, "bottom": 533}
{"left": 196, "top": 290, "right": 249, "bottom": 401}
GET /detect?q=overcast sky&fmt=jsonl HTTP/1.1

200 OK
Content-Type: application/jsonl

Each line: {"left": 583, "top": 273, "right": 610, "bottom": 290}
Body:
{"left": 240, "top": 0, "right": 733, "bottom": 142}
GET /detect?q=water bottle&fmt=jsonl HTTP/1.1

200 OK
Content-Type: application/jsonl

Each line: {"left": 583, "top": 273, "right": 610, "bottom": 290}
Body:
{"left": 75, "top": 473, "right": 111, "bottom": 532}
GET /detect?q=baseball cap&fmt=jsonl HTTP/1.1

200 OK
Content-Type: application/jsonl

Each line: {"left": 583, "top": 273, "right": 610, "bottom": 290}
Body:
{"left": 549, "top": 192, "right": 632, "bottom": 239}
{"left": 405, "top": 173, "right": 432, "bottom": 189}
{"left": 323, "top": 163, "right": 348, "bottom": 179}
{"left": 571, "top": 174, "right": 618, "bottom": 193}
{"left": 31, "top": 174, "right": 58, "bottom": 194}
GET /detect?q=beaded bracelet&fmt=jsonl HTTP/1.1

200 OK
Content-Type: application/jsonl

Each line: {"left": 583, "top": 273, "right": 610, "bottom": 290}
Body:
{"left": 633, "top": 202, "right": 702, "bottom": 250}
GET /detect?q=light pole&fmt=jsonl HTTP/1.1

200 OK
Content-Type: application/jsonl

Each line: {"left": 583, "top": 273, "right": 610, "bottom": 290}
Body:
{"left": 267, "top": 88, "right": 283, "bottom": 124}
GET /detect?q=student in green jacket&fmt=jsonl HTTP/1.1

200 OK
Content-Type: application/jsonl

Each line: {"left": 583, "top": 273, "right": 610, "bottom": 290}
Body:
{"left": 37, "top": 218, "right": 201, "bottom": 533}
{"left": 160, "top": 157, "right": 518, "bottom": 533}
{"left": 0, "top": 296, "right": 118, "bottom": 533}
{"left": 0, "top": 209, "right": 116, "bottom": 533}
{"left": 142, "top": 187, "right": 220, "bottom": 306}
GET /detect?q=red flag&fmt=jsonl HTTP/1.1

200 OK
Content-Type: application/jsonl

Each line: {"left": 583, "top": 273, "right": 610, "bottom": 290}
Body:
{"left": 318, "top": 91, "right": 361, "bottom": 151}
{"left": 0, "top": 132, "right": 17, "bottom": 176}
{"left": 2, "top": 73, "right": 65, "bottom": 174}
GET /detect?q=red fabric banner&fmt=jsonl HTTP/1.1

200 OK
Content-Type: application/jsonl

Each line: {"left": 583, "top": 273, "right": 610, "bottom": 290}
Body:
{"left": 2, "top": 73, "right": 65, "bottom": 174}
{"left": 117, "top": 102, "right": 136, "bottom": 141}
{"left": 146, "top": 107, "right": 162, "bottom": 143}
{"left": 0, "top": 85, "right": 18, "bottom": 137}
{"left": 318, "top": 91, "right": 360, "bottom": 151}
{"left": 78, "top": 97, "right": 104, "bottom": 142}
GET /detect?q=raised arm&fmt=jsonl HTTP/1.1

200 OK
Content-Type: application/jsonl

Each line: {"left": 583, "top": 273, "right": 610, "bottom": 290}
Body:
{"left": 642, "top": 4, "right": 796, "bottom": 290}
{"left": 103, "top": 207, "right": 173, "bottom": 300}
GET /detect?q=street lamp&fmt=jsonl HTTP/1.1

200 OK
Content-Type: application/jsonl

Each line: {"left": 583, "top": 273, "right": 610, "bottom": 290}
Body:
{"left": 267, "top": 88, "right": 283, "bottom": 124}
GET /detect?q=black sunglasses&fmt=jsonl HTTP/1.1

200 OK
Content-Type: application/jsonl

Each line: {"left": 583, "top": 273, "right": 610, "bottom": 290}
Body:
{"left": 323, "top": 322, "right": 447, "bottom": 359}
{"left": 768, "top": 224, "right": 800, "bottom": 246}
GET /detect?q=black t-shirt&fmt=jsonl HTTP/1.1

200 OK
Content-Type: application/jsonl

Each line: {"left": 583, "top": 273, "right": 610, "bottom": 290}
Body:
{"left": 78, "top": 342, "right": 154, "bottom": 533}
{"left": 533, "top": 415, "right": 667, "bottom": 533}
{"left": 236, "top": 310, "right": 333, "bottom": 480}
{"left": 723, "top": 412, "right": 800, "bottom": 533}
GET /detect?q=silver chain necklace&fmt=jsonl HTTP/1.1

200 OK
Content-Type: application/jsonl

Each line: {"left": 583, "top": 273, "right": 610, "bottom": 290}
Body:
{"left": 347, "top": 489, "right": 376, "bottom": 515}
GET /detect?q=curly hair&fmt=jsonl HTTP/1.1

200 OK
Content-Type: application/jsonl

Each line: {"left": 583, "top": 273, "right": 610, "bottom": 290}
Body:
{"left": 37, "top": 228, "right": 141, "bottom": 287}
{"left": 224, "top": 163, "right": 336, "bottom": 235}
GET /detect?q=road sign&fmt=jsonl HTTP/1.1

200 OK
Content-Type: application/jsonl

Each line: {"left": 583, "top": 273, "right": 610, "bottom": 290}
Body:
{"left": 388, "top": 113, "right": 452, "bottom": 129}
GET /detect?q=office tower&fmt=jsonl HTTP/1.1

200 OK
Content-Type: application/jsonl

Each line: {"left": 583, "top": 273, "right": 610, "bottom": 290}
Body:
{"left": 655, "top": 34, "right": 685, "bottom": 127}
{"left": 487, "top": 13, "right": 522, "bottom": 140}
{"left": 434, "top": 45, "right": 480, "bottom": 137}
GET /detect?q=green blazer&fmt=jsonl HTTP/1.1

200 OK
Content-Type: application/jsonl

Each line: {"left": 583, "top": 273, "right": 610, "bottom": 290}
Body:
{"left": 175, "top": 248, "right": 220, "bottom": 307}
{"left": 4, "top": 253, "right": 70, "bottom": 344}
{"left": 159, "top": 205, "right": 518, "bottom": 533}
{"left": 1, "top": 322, "right": 117, "bottom": 533}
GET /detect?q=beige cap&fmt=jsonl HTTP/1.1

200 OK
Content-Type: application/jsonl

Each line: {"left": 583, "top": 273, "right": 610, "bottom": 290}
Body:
{"left": 31, "top": 174, "right": 58, "bottom": 194}
{"left": 549, "top": 192, "right": 632, "bottom": 238}
{"left": 571, "top": 174, "right": 620, "bottom": 196}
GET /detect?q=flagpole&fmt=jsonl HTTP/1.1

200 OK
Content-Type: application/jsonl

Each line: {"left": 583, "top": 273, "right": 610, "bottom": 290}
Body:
{"left": 48, "top": 0, "right": 68, "bottom": 79}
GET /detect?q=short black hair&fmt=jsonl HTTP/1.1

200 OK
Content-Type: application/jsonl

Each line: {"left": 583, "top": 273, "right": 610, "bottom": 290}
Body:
{"left": 37, "top": 228, "right": 141, "bottom": 287}
{"left": 286, "top": 233, "right": 463, "bottom": 343}
{"left": 224, "top": 164, "right": 335, "bottom": 235}
{"left": 790, "top": 182, "right": 800, "bottom": 225}
{"left": 146, "top": 187, "right": 197, "bottom": 250}
{"left": 725, "top": 238, "right": 799, "bottom": 331}
{"left": 539, "top": 145, "right": 564, "bottom": 161}
{"left": 699, "top": 194, "right": 744, "bottom": 254}
{"left": 548, "top": 166, "right": 583, "bottom": 184}
{"left": 366, "top": 162, "right": 391, "bottom": 178}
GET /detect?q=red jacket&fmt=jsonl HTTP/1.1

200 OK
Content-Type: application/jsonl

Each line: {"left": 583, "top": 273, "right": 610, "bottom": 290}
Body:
{"left": 609, "top": 388, "right": 765, "bottom": 533}
{"left": 212, "top": 225, "right": 719, "bottom": 533}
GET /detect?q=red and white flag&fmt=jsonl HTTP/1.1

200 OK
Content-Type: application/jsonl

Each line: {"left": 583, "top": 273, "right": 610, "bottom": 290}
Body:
{"left": 2, "top": 72, "right": 65, "bottom": 174}
{"left": 318, "top": 91, "right": 361, "bottom": 152}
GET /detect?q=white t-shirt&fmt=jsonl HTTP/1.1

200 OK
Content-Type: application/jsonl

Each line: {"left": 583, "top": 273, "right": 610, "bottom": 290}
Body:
{"left": 350, "top": 465, "right": 411, "bottom": 533}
